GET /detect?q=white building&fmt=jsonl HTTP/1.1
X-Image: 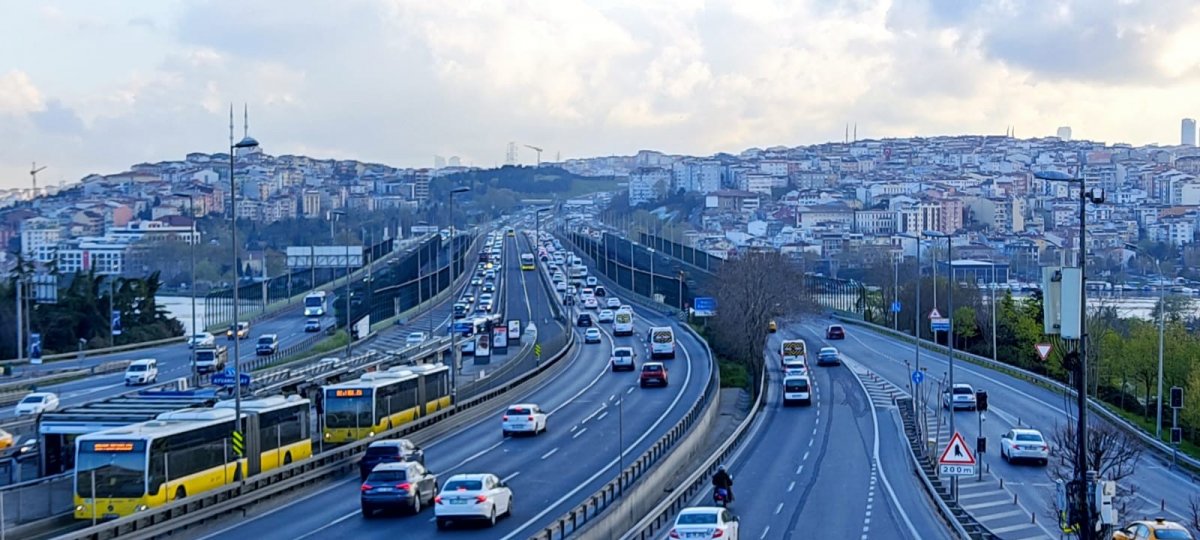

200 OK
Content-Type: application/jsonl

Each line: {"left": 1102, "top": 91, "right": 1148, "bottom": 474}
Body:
{"left": 20, "top": 217, "right": 62, "bottom": 263}
{"left": 56, "top": 236, "right": 139, "bottom": 275}
{"left": 109, "top": 220, "right": 200, "bottom": 245}
{"left": 628, "top": 167, "right": 671, "bottom": 206}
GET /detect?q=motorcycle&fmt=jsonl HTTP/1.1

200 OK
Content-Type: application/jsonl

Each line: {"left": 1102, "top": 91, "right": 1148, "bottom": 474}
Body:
{"left": 712, "top": 487, "right": 730, "bottom": 507}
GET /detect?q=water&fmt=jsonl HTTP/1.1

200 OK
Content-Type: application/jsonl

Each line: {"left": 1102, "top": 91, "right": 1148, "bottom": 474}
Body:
{"left": 158, "top": 296, "right": 207, "bottom": 335}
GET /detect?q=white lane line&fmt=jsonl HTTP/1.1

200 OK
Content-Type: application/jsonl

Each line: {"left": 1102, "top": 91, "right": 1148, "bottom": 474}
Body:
{"left": 573, "top": 427, "right": 588, "bottom": 439}
{"left": 626, "top": 386, "right": 635, "bottom": 394}
{"left": 759, "top": 526, "right": 771, "bottom": 539}
{"left": 795, "top": 464, "right": 804, "bottom": 475}
{"left": 787, "top": 480, "right": 795, "bottom": 492}
{"left": 582, "top": 405, "right": 607, "bottom": 424}
{"left": 292, "top": 509, "right": 360, "bottom": 540}
{"left": 541, "top": 448, "right": 558, "bottom": 460}
{"left": 596, "top": 411, "right": 608, "bottom": 421}
{"left": 502, "top": 471, "right": 521, "bottom": 482}
{"left": 774, "top": 502, "right": 784, "bottom": 515}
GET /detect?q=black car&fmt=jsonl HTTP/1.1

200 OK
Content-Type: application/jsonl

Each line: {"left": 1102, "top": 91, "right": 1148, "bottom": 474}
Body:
{"left": 360, "top": 462, "right": 438, "bottom": 517}
{"left": 576, "top": 313, "right": 593, "bottom": 327}
{"left": 826, "top": 325, "right": 846, "bottom": 340}
{"left": 359, "top": 438, "right": 425, "bottom": 480}
{"left": 452, "top": 303, "right": 468, "bottom": 319}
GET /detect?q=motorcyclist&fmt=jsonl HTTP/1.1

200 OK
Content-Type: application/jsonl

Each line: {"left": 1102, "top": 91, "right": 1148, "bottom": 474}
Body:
{"left": 711, "top": 465, "right": 734, "bottom": 502}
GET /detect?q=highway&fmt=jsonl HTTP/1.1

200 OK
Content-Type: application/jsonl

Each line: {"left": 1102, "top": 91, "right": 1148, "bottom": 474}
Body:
{"left": 665, "top": 321, "right": 951, "bottom": 540}
{"left": 801, "top": 317, "right": 1200, "bottom": 538}
{"left": 194, "top": 261, "right": 713, "bottom": 540}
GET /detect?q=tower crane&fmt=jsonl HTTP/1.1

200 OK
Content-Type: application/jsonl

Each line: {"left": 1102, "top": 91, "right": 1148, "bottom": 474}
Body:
{"left": 524, "top": 145, "right": 543, "bottom": 167}
{"left": 30, "top": 162, "right": 47, "bottom": 192}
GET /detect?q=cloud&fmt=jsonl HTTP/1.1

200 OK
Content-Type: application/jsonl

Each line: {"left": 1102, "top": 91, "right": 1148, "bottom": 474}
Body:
{"left": 0, "top": 70, "right": 45, "bottom": 114}
{"left": 32, "top": 99, "right": 85, "bottom": 135}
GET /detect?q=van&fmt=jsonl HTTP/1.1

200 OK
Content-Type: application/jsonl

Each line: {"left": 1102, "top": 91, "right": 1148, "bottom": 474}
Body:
{"left": 648, "top": 326, "right": 676, "bottom": 359}
{"left": 195, "top": 345, "right": 228, "bottom": 373}
{"left": 124, "top": 359, "right": 158, "bottom": 386}
{"left": 782, "top": 375, "right": 811, "bottom": 406}
{"left": 613, "top": 310, "right": 634, "bottom": 336}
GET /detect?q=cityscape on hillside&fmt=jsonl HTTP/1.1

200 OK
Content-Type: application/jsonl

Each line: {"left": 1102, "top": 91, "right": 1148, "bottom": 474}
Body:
{"left": 9, "top": 119, "right": 1200, "bottom": 295}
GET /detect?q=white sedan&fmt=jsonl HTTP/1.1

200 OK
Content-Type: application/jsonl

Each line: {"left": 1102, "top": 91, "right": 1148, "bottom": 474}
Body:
{"left": 1000, "top": 428, "right": 1050, "bottom": 465}
{"left": 501, "top": 404, "right": 547, "bottom": 436}
{"left": 597, "top": 309, "right": 614, "bottom": 323}
{"left": 434, "top": 473, "right": 513, "bottom": 529}
{"left": 405, "top": 332, "right": 428, "bottom": 346}
{"left": 582, "top": 297, "right": 598, "bottom": 310}
{"left": 606, "top": 297, "right": 621, "bottom": 309}
{"left": 669, "top": 507, "right": 740, "bottom": 540}
{"left": 187, "top": 332, "right": 215, "bottom": 349}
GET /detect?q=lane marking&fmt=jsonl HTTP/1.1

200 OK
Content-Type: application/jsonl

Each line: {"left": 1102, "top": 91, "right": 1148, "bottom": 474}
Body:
{"left": 774, "top": 502, "right": 784, "bottom": 515}
{"left": 596, "top": 411, "right": 608, "bottom": 421}
{"left": 502, "top": 471, "right": 521, "bottom": 482}
{"left": 787, "top": 480, "right": 795, "bottom": 492}
{"left": 573, "top": 428, "right": 588, "bottom": 439}
{"left": 541, "top": 448, "right": 558, "bottom": 460}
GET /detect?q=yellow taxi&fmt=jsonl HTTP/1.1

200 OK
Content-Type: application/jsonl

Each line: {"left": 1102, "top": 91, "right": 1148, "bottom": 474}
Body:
{"left": 1112, "top": 518, "right": 1194, "bottom": 540}
{"left": 0, "top": 428, "right": 13, "bottom": 450}
{"left": 767, "top": 320, "right": 777, "bottom": 333}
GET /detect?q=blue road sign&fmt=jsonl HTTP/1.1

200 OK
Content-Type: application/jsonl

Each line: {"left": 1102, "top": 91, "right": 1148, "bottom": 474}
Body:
{"left": 912, "top": 370, "right": 924, "bottom": 385}
{"left": 29, "top": 333, "right": 43, "bottom": 364}
{"left": 111, "top": 310, "right": 123, "bottom": 336}
{"left": 693, "top": 297, "right": 717, "bottom": 317}
{"left": 891, "top": 301, "right": 902, "bottom": 313}
{"left": 211, "top": 367, "right": 251, "bottom": 387}
{"left": 930, "top": 317, "right": 950, "bottom": 332}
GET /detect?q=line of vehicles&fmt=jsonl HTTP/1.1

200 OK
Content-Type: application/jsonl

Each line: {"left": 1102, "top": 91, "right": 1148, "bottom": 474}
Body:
{"left": 776, "top": 324, "right": 846, "bottom": 406}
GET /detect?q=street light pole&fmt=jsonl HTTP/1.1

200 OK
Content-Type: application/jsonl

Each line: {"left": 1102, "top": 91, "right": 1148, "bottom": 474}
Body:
{"left": 536, "top": 207, "right": 549, "bottom": 323}
{"left": 174, "top": 192, "right": 199, "bottom": 385}
{"left": 1127, "top": 243, "right": 1166, "bottom": 439}
{"left": 901, "top": 234, "right": 924, "bottom": 436}
{"left": 991, "top": 256, "right": 997, "bottom": 366}
{"left": 229, "top": 112, "right": 259, "bottom": 477}
{"left": 331, "top": 211, "right": 352, "bottom": 362}
{"left": 924, "top": 230, "right": 956, "bottom": 499}
{"left": 448, "top": 187, "right": 471, "bottom": 403}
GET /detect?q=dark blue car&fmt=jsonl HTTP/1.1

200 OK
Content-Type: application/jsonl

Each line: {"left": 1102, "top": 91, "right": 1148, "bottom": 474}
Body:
{"left": 360, "top": 462, "right": 438, "bottom": 517}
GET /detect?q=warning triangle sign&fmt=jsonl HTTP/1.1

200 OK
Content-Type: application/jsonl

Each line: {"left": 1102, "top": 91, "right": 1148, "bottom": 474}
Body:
{"left": 1035, "top": 343, "right": 1052, "bottom": 361}
{"left": 939, "top": 432, "right": 976, "bottom": 465}
{"left": 928, "top": 308, "right": 942, "bottom": 320}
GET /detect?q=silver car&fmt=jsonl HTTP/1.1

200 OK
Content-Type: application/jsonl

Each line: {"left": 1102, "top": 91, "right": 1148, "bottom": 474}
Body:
{"left": 942, "top": 383, "right": 977, "bottom": 410}
{"left": 1000, "top": 428, "right": 1049, "bottom": 465}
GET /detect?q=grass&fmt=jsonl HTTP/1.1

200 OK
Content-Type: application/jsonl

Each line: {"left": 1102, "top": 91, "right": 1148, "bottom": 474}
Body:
{"left": 1106, "top": 405, "right": 1200, "bottom": 462}
{"left": 718, "top": 357, "right": 750, "bottom": 390}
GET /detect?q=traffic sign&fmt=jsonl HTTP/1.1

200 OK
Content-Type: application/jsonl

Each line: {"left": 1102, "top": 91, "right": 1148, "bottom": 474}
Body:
{"left": 211, "top": 367, "right": 251, "bottom": 387}
{"left": 534, "top": 343, "right": 542, "bottom": 358}
{"left": 1035, "top": 343, "right": 1053, "bottom": 362}
{"left": 928, "top": 308, "right": 942, "bottom": 320}
{"left": 231, "top": 430, "right": 245, "bottom": 457}
{"left": 939, "top": 432, "right": 977, "bottom": 466}
{"left": 891, "top": 301, "right": 902, "bottom": 313}
{"left": 911, "top": 370, "right": 924, "bottom": 385}
{"left": 930, "top": 317, "right": 950, "bottom": 332}
{"left": 693, "top": 297, "right": 717, "bottom": 318}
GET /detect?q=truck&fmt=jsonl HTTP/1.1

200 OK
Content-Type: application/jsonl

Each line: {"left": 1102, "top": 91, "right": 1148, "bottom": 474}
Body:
{"left": 304, "top": 291, "right": 328, "bottom": 317}
{"left": 194, "top": 345, "right": 228, "bottom": 374}
{"left": 780, "top": 339, "right": 808, "bottom": 371}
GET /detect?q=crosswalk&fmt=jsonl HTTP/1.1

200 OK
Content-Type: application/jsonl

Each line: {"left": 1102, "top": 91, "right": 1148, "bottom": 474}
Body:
{"left": 844, "top": 358, "right": 902, "bottom": 410}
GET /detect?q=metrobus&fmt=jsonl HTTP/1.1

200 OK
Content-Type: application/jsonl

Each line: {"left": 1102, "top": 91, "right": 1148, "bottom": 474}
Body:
{"left": 648, "top": 326, "right": 676, "bottom": 359}
{"left": 520, "top": 253, "right": 536, "bottom": 271}
{"left": 73, "top": 395, "right": 311, "bottom": 520}
{"left": 321, "top": 364, "right": 450, "bottom": 444}
{"left": 303, "top": 291, "right": 328, "bottom": 317}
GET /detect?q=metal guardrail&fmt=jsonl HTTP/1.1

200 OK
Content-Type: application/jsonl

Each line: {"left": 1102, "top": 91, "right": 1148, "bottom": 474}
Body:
{"left": 0, "top": 338, "right": 185, "bottom": 368}
{"left": 0, "top": 361, "right": 131, "bottom": 406}
{"left": 530, "top": 312, "right": 720, "bottom": 540}
{"left": 58, "top": 307, "right": 577, "bottom": 540}
{"left": 619, "top": 368, "right": 766, "bottom": 540}
{"left": 893, "top": 397, "right": 979, "bottom": 539}
{"left": 834, "top": 316, "right": 1200, "bottom": 475}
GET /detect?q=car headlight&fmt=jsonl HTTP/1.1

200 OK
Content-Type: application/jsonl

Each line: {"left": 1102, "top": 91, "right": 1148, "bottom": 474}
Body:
{"left": 76, "top": 505, "right": 85, "bottom": 512}
{"left": 135, "top": 504, "right": 149, "bottom": 512}
{"left": 368, "top": 431, "right": 375, "bottom": 437}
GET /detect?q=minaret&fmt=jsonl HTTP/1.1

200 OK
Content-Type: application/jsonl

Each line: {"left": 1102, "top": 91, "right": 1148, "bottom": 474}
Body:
{"left": 229, "top": 103, "right": 235, "bottom": 149}
{"left": 243, "top": 103, "right": 249, "bottom": 139}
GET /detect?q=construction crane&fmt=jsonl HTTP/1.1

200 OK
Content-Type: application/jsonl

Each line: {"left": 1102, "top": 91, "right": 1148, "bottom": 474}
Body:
{"left": 30, "top": 162, "right": 46, "bottom": 192}
{"left": 524, "top": 145, "right": 543, "bottom": 167}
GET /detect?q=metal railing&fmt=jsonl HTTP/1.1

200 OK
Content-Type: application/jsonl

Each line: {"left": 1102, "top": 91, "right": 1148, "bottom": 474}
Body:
{"left": 57, "top": 312, "right": 577, "bottom": 540}
{"left": 0, "top": 361, "right": 131, "bottom": 406}
{"left": 834, "top": 316, "right": 1200, "bottom": 475}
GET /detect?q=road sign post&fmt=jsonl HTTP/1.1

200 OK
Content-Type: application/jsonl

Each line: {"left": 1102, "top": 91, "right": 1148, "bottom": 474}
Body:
{"left": 891, "top": 301, "right": 901, "bottom": 314}
{"left": 911, "top": 370, "right": 924, "bottom": 386}
{"left": 938, "top": 432, "right": 977, "bottom": 477}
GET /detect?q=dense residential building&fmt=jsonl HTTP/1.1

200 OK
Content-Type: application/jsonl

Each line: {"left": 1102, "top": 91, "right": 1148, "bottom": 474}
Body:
{"left": 628, "top": 167, "right": 672, "bottom": 205}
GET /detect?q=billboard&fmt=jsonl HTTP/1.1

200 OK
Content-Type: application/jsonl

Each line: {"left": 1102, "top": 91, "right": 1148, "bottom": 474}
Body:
{"left": 286, "top": 246, "right": 364, "bottom": 269}
{"left": 693, "top": 297, "right": 716, "bottom": 318}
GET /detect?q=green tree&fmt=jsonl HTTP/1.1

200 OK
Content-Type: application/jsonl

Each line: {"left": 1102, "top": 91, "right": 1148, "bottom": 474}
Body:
{"left": 952, "top": 306, "right": 979, "bottom": 350}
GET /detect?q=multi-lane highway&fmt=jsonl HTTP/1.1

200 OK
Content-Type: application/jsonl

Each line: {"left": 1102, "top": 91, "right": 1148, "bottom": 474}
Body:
{"left": 192, "top": 244, "right": 712, "bottom": 540}
{"left": 803, "top": 317, "right": 1200, "bottom": 538}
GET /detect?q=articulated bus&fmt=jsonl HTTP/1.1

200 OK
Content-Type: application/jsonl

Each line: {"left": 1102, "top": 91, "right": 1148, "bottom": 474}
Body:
{"left": 520, "top": 253, "right": 536, "bottom": 271}
{"left": 321, "top": 364, "right": 451, "bottom": 444}
{"left": 73, "top": 395, "right": 311, "bottom": 521}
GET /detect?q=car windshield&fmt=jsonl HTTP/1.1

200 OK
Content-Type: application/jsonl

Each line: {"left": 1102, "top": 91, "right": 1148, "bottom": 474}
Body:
{"left": 1015, "top": 433, "right": 1043, "bottom": 442}
{"left": 193, "top": 334, "right": 208, "bottom": 340}
{"left": 953, "top": 387, "right": 974, "bottom": 395}
{"left": 365, "top": 445, "right": 402, "bottom": 457}
{"left": 507, "top": 407, "right": 532, "bottom": 415}
{"left": 785, "top": 379, "right": 809, "bottom": 391}
{"left": 20, "top": 396, "right": 44, "bottom": 404}
{"left": 444, "top": 479, "right": 483, "bottom": 491}
{"left": 366, "top": 470, "right": 407, "bottom": 483}
{"left": 129, "top": 364, "right": 147, "bottom": 372}
{"left": 677, "top": 513, "right": 718, "bottom": 525}
{"left": 76, "top": 441, "right": 147, "bottom": 498}
{"left": 258, "top": 337, "right": 273, "bottom": 344}
{"left": 830, "top": 326, "right": 843, "bottom": 332}
{"left": 613, "top": 349, "right": 631, "bottom": 357}
{"left": 644, "top": 365, "right": 662, "bottom": 372}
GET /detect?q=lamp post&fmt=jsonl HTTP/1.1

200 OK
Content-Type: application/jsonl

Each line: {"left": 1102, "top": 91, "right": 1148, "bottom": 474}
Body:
{"left": 229, "top": 123, "right": 259, "bottom": 475}
{"left": 535, "top": 207, "right": 549, "bottom": 322}
{"left": 331, "top": 210, "right": 352, "bottom": 362}
{"left": 923, "top": 229, "right": 956, "bottom": 499}
{"left": 1036, "top": 168, "right": 1102, "bottom": 540}
{"left": 448, "top": 187, "right": 470, "bottom": 403}
{"left": 899, "top": 233, "right": 924, "bottom": 434}
{"left": 988, "top": 255, "right": 997, "bottom": 366}
{"left": 174, "top": 192, "right": 199, "bottom": 385}
{"left": 1126, "top": 243, "right": 1166, "bottom": 439}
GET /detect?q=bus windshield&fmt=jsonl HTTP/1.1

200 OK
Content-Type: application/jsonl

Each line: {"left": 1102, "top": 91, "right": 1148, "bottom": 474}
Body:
{"left": 76, "top": 441, "right": 147, "bottom": 498}
{"left": 325, "top": 391, "right": 374, "bottom": 428}
{"left": 304, "top": 296, "right": 323, "bottom": 307}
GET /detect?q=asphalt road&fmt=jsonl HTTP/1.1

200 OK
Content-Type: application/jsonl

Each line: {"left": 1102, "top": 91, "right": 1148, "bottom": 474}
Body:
{"left": 663, "top": 322, "right": 951, "bottom": 540}
{"left": 801, "top": 316, "right": 1200, "bottom": 538}
{"left": 194, "top": 291, "right": 712, "bottom": 540}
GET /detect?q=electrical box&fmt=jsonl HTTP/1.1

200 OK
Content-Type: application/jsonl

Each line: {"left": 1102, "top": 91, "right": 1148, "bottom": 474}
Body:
{"left": 1093, "top": 480, "right": 1117, "bottom": 525}
{"left": 1042, "top": 267, "right": 1062, "bottom": 335}
{"left": 1059, "top": 267, "right": 1083, "bottom": 340}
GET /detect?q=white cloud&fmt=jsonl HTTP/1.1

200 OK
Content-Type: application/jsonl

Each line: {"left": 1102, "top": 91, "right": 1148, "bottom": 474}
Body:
{"left": 0, "top": 70, "right": 45, "bottom": 115}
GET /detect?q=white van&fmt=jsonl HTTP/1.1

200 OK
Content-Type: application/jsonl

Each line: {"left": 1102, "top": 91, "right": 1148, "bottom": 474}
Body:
{"left": 613, "top": 309, "right": 634, "bottom": 336}
{"left": 782, "top": 374, "right": 811, "bottom": 406}
{"left": 124, "top": 358, "right": 159, "bottom": 386}
{"left": 647, "top": 326, "right": 676, "bottom": 359}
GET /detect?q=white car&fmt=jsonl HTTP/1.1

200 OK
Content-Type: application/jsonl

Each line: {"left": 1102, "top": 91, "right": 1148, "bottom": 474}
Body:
{"left": 586, "top": 276, "right": 598, "bottom": 287}
{"left": 669, "top": 507, "right": 740, "bottom": 540}
{"left": 942, "top": 383, "right": 977, "bottom": 410}
{"left": 597, "top": 309, "right": 614, "bottom": 323}
{"left": 554, "top": 281, "right": 567, "bottom": 292}
{"left": 406, "top": 332, "right": 428, "bottom": 346}
{"left": 15, "top": 392, "right": 59, "bottom": 416}
{"left": 124, "top": 359, "right": 158, "bottom": 386}
{"left": 584, "top": 328, "right": 603, "bottom": 344}
{"left": 187, "top": 332, "right": 215, "bottom": 349}
{"left": 502, "top": 403, "right": 547, "bottom": 436}
{"left": 434, "top": 473, "right": 513, "bottom": 529}
{"left": 1000, "top": 428, "right": 1050, "bottom": 465}
{"left": 582, "top": 297, "right": 598, "bottom": 310}
{"left": 610, "top": 346, "right": 635, "bottom": 371}
{"left": 606, "top": 298, "right": 621, "bottom": 309}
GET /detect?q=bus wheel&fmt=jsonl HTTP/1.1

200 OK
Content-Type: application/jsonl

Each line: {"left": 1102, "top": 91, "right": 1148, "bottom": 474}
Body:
{"left": 175, "top": 486, "right": 187, "bottom": 500}
{"left": 284, "top": 452, "right": 293, "bottom": 465}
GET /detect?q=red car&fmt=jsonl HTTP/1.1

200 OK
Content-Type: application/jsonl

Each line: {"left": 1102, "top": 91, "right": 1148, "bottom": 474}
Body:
{"left": 639, "top": 362, "right": 668, "bottom": 387}
{"left": 825, "top": 325, "right": 845, "bottom": 340}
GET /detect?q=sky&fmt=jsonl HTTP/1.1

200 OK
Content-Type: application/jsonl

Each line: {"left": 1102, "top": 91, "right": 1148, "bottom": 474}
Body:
{"left": 2, "top": 0, "right": 1200, "bottom": 190}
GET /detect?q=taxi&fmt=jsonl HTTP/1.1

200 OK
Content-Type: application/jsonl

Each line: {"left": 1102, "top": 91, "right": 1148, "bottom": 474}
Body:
{"left": 767, "top": 320, "right": 777, "bottom": 333}
{"left": 1112, "top": 518, "right": 1193, "bottom": 540}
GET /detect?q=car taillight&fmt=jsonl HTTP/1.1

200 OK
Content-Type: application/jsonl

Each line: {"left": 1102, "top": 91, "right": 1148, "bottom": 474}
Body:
{"left": 527, "top": 415, "right": 535, "bottom": 421}
{"left": 502, "top": 415, "right": 509, "bottom": 421}
{"left": 397, "top": 483, "right": 412, "bottom": 491}
{"left": 712, "top": 529, "right": 724, "bottom": 538}
{"left": 435, "top": 496, "right": 443, "bottom": 504}
{"left": 360, "top": 484, "right": 373, "bottom": 492}
{"left": 1042, "top": 445, "right": 1049, "bottom": 451}
{"left": 475, "top": 495, "right": 488, "bottom": 503}
{"left": 668, "top": 530, "right": 681, "bottom": 539}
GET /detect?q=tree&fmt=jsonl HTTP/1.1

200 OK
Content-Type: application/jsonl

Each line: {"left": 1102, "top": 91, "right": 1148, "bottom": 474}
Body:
{"left": 710, "top": 251, "right": 808, "bottom": 394}
{"left": 952, "top": 306, "right": 978, "bottom": 350}
{"left": 1185, "top": 364, "right": 1200, "bottom": 441}
{"left": 1045, "top": 421, "right": 1142, "bottom": 520}
{"left": 1152, "top": 294, "right": 1194, "bottom": 324}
